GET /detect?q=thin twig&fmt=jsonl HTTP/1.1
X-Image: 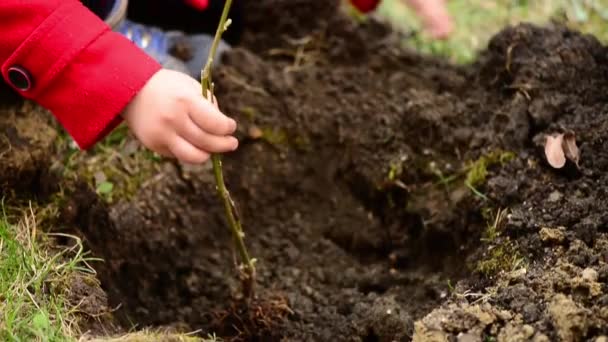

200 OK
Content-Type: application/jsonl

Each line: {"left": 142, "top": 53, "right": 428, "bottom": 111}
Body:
{"left": 200, "top": 0, "right": 256, "bottom": 297}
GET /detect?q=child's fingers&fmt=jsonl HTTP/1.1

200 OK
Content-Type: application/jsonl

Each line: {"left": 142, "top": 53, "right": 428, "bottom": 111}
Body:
{"left": 180, "top": 119, "right": 239, "bottom": 153}
{"left": 154, "top": 145, "right": 174, "bottom": 158}
{"left": 189, "top": 98, "right": 237, "bottom": 135}
{"left": 188, "top": 76, "right": 219, "bottom": 107}
{"left": 406, "top": 0, "right": 453, "bottom": 39}
{"left": 169, "top": 135, "right": 211, "bottom": 164}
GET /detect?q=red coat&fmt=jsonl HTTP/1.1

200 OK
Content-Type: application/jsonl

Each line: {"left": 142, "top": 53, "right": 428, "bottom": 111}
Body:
{"left": 0, "top": 0, "right": 380, "bottom": 150}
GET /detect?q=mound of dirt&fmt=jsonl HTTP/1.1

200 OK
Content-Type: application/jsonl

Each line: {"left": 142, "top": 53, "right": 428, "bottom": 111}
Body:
{"left": 2, "top": 1, "right": 608, "bottom": 341}
{"left": 0, "top": 101, "right": 59, "bottom": 199}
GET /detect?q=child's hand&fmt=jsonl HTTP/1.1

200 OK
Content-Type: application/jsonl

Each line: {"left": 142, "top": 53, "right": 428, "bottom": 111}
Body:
{"left": 405, "top": 0, "right": 453, "bottom": 39}
{"left": 122, "top": 69, "right": 238, "bottom": 164}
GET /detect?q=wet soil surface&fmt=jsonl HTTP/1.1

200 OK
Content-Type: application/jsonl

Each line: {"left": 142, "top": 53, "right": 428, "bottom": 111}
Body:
{"left": 3, "top": 1, "right": 608, "bottom": 341}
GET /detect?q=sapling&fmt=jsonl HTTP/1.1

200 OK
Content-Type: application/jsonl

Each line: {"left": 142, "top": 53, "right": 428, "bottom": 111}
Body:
{"left": 200, "top": 0, "right": 256, "bottom": 297}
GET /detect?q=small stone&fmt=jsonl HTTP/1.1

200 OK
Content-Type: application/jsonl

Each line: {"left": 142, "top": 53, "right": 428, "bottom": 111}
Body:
{"left": 549, "top": 294, "right": 589, "bottom": 341}
{"left": 93, "top": 171, "right": 107, "bottom": 185}
{"left": 508, "top": 267, "right": 527, "bottom": 281}
{"left": 582, "top": 268, "right": 599, "bottom": 282}
{"left": 522, "top": 325, "right": 534, "bottom": 336}
{"left": 457, "top": 333, "right": 481, "bottom": 342}
{"left": 539, "top": 227, "right": 565, "bottom": 243}
{"left": 595, "top": 337, "right": 608, "bottom": 342}
{"left": 248, "top": 125, "right": 263, "bottom": 139}
{"left": 548, "top": 190, "right": 563, "bottom": 202}
{"left": 598, "top": 265, "right": 608, "bottom": 282}
{"left": 533, "top": 333, "right": 550, "bottom": 342}
{"left": 303, "top": 285, "right": 313, "bottom": 296}
{"left": 522, "top": 303, "right": 540, "bottom": 322}
{"left": 497, "top": 310, "right": 513, "bottom": 321}
{"left": 498, "top": 323, "right": 535, "bottom": 342}
{"left": 122, "top": 139, "right": 140, "bottom": 155}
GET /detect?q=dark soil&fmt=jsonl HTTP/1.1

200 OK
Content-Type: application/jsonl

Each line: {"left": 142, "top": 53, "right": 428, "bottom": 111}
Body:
{"left": 2, "top": 1, "right": 608, "bottom": 341}
{"left": 0, "top": 102, "right": 59, "bottom": 199}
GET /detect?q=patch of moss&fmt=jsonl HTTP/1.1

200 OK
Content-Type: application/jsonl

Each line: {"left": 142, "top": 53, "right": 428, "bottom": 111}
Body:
{"left": 292, "top": 135, "right": 312, "bottom": 151}
{"left": 475, "top": 239, "right": 525, "bottom": 277}
{"left": 387, "top": 161, "right": 404, "bottom": 181}
{"left": 480, "top": 207, "right": 508, "bottom": 242}
{"left": 474, "top": 207, "right": 525, "bottom": 277}
{"left": 260, "top": 127, "right": 289, "bottom": 147}
{"left": 55, "top": 131, "right": 161, "bottom": 204}
{"left": 475, "top": 208, "right": 525, "bottom": 277}
{"left": 240, "top": 106, "right": 260, "bottom": 122}
{"left": 96, "top": 124, "right": 130, "bottom": 149}
{"left": 465, "top": 150, "right": 515, "bottom": 189}
{"left": 89, "top": 153, "right": 159, "bottom": 204}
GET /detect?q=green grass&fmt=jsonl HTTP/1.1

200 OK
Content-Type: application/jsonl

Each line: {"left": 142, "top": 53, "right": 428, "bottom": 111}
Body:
{"left": 464, "top": 150, "right": 515, "bottom": 199}
{"left": 0, "top": 202, "right": 98, "bottom": 341}
{"left": 55, "top": 124, "right": 162, "bottom": 204}
{"left": 0, "top": 201, "right": 219, "bottom": 342}
{"left": 85, "top": 330, "right": 220, "bottom": 342}
{"left": 377, "top": 0, "right": 608, "bottom": 63}
{"left": 475, "top": 208, "right": 526, "bottom": 277}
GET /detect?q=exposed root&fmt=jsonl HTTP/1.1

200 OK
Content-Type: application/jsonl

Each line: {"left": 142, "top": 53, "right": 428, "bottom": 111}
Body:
{"left": 207, "top": 294, "right": 292, "bottom": 341}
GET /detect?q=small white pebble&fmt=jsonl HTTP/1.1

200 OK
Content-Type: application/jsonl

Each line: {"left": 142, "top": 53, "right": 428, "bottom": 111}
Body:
{"left": 548, "top": 190, "right": 563, "bottom": 202}
{"left": 386, "top": 309, "right": 392, "bottom": 315}
{"left": 582, "top": 268, "right": 598, "bottom": 282}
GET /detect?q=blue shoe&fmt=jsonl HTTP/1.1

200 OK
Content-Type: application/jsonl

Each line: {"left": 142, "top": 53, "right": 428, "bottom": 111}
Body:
{"left": 116, "top": 20, "right": 231, "bottom": 78}
{"left": 115, "top": 19, "right": 177, "bottom": 68}
{"left": 86, "top": 0, "right": 230, "bottom": 78}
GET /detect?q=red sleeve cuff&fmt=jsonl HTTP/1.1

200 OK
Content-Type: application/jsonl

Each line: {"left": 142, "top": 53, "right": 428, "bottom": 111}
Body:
{"left": 184, "top": 0, "right": 210, "bottom": 11}
{"left": 350, "top": 0, "right": 381, "bottom": 13}
{"left": 1, "top": 1, "right": 162, "bottom": 150}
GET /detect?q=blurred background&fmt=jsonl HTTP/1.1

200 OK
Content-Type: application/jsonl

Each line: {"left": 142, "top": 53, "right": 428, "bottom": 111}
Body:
{"left": 374, "top": 0, "right": 608, "bottom": 63}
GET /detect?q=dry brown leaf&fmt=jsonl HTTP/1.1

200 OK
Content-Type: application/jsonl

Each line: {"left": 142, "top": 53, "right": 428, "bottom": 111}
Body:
{"left": 545, "top": 134, "right": 566, "bottom": 169}
{"left": 562, "top": 131, "right": 580, "bottom": 167}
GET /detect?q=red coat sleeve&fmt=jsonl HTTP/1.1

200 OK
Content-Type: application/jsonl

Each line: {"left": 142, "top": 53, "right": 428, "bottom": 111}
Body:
{"left": 350, "top": 0, "right": 382, "bottom": 13}
{"left": 184, "top": 0, "right": 210, "bottom": 11}
{"left": 0, "top": 0, "right": 162, "bottom": 150}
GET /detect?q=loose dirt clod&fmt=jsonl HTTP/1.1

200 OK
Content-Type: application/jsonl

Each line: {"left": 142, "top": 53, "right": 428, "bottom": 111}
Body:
{"left": 582, "top": 268, "right": 599, "bottom": 282}
{"left": 539, "top": 227, "right": 566, "bottom": 244}
{"left": 549, "top": 294, "right": 590, "bottom": 342}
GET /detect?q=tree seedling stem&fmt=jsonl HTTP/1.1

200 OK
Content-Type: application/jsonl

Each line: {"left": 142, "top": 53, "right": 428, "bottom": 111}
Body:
{"left": 201, "top": 0, "right": 256, "bottom": 297}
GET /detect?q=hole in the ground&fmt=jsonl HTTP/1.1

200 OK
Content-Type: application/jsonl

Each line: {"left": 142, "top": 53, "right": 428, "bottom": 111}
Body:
{"left": 65, "top": 155, "right": 476, "bottom": 341}
{"left": 362, "top": 328, "right": 380, "bottom": 342}
{"left": 337, "top": 165, "right": 479, "bottom": 277}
